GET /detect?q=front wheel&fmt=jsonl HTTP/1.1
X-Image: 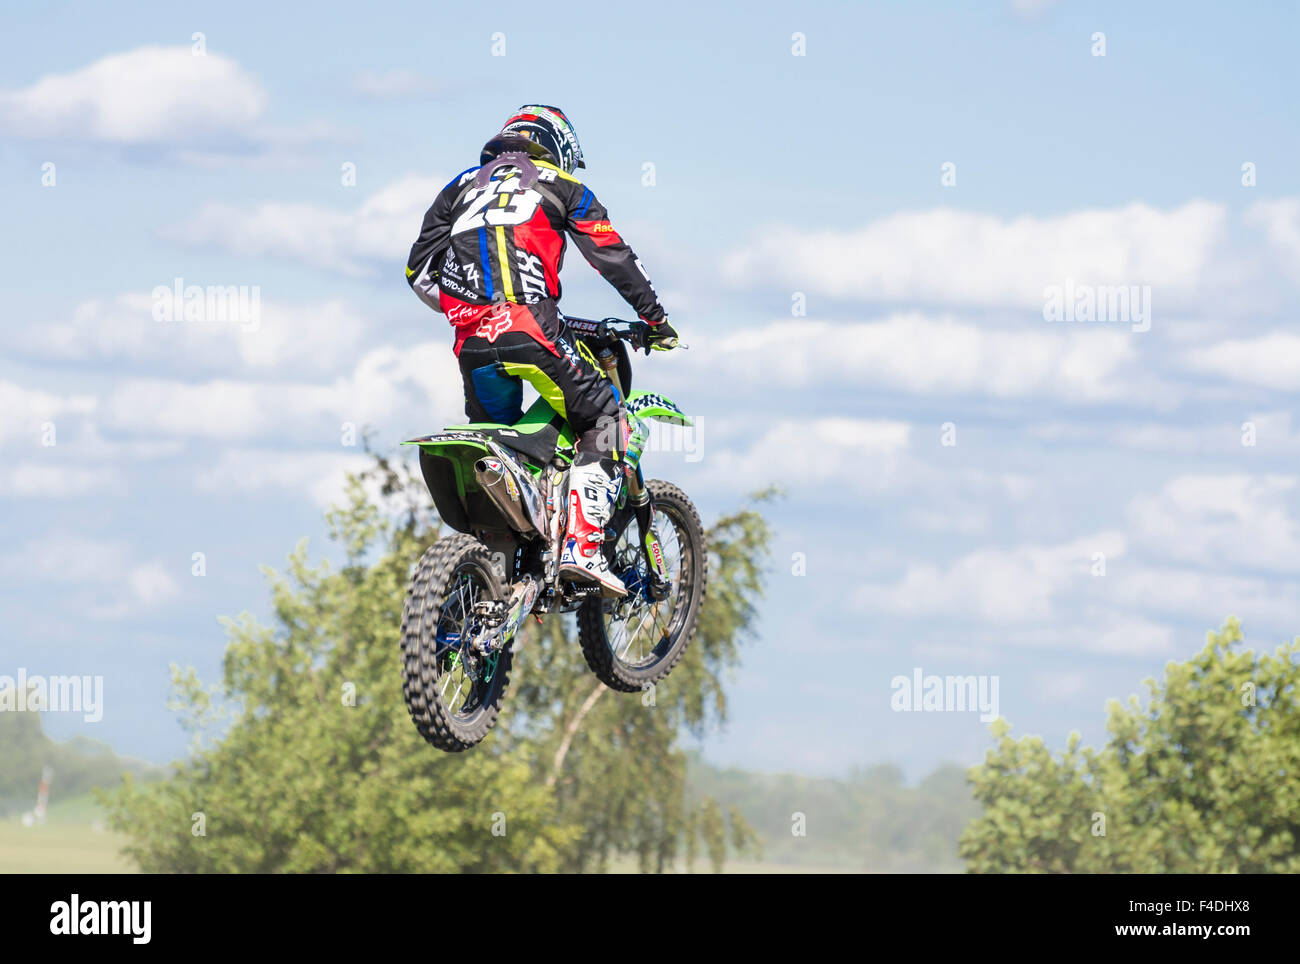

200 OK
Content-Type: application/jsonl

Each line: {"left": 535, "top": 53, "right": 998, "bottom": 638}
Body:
{"left": 400, "top": 534, "right": 512, "bottom": 751}
{"left": 577, "top": 479, "right": 707, "bottom": 692}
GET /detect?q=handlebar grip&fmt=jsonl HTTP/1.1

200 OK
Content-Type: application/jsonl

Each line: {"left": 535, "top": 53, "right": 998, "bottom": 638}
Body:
{"left": 563, "top": 314, "right": 653, "bottom": 351}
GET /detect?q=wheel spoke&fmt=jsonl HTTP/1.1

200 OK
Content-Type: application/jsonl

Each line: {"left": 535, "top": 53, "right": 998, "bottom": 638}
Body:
{"left": 458, "top": 576, "right": 470, "bottom": 628}
{"left": 432, "top": 565, "right": 492, "bottom": 719}
{"left": 619, "top": 606, "right": 655, "bottom": 660}
{"left": 649, "top": 602, "right": 672, "bottom": 642}
{"left": 448, "top": 675, "right": 467, "bottom": 712}
{"left": 403, "top": 537, "right": 515, "bottom": 751}
{"left": 603, "top": 501, "right": 691, "bottom": 669}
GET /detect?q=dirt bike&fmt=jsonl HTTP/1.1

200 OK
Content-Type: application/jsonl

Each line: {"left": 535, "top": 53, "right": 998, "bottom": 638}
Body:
{"left": 399, "top": 317, "right": 706, "bottom": 752}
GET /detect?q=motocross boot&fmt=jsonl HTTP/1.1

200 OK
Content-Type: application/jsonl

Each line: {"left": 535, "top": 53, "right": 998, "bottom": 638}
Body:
{"left": 559, "top": 457, "right": 627, "bottom": 597}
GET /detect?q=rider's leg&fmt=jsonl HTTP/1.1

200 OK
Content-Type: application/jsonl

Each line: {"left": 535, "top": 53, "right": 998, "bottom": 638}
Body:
{"left": 561, "top": 454, "right": 626, "bottom": 595}
{"left": 559, "top": 425, "right": 629, "bottom": 596}
{"left": 457, "top": 339, "right": 524, "bottom": 424}
{"left": 456, "top": 305, "right": 627, "bottom": 594}
{"left": 505, "top": 308, "right": 628, "bottom": 595}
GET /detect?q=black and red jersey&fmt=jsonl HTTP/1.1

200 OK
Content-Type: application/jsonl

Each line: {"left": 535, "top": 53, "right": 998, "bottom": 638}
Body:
{"left": 405, "top": 156, "right": 666, "bottom": 338}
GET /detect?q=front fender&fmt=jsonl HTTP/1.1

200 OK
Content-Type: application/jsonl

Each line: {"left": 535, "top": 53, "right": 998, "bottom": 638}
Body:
{"left": 626, "top": 390, "right": 692, "bottom": 427}
{"left": 623, "top": 390, "right": 692, "bottom": 471}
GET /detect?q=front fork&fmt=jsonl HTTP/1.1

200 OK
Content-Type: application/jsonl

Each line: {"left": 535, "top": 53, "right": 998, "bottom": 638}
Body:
{"left": 597, "top": 347, "right": 670, "bottom": 596}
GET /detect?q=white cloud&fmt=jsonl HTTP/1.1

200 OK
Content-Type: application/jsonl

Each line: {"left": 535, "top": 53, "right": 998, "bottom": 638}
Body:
{"left": 1027, "top": 411, "right": 1300, "bottom": 456}
{"left": 1029, "top": 419, "right": 1212, "bottom": 455}
{"left": 196, "top": 449, "right": 374, "bottom": 508}
{"left": 1085, "top": 618, "right": 1176, "bottom": 656}
{"left": 994, "top": 617, "right": 1176, "bottom": 657}
{"left": 1010, "top": 0, "right": 1059, "bottom": 17}
{"left": 854, "top": 531, "right": 1126, "bottom": 623}
{"left": 16, "top": 293, "right": 370, "bottom": 378}
{"left": 0, "top": 534, "right": 126, "bottom": 584}
{"left": 1182, "top": 330, "right": 1300, "bottom": 391}
{"left": 0, "top": 462, "right": 117, "bottom": 498}
{"left": 0, "top": 381, "right": 97, "bottom": 443}
{"left": 1242, "top": 410, "right": 1300, "bottom": 452}
{"left": 848, "top": 470, "right": 1300, "bottom": 654}
{"left": 167, "top": 175, "right": 445, "bottom": 275}
{"left": 0, "top": 534, "right": 180, "bottom": 617}
{"left": 1029, "top": 670, "right": 1090, "bottom": 702}
{"left": 1109, "top": 566, "right": 1300, "bottom": 630}
{"left": 686, "top": 417, "right": 911, "bottom": 497}
{"left": 0, "top": 386, "right": 182, "bottom": 499}
{"left": 106, "top": 378, "right": 271, "bottom": 439}
{"left": 900, "top": 472, "right": 1034, "bottom": 536}
{"left": 0, "top": 45, "right": 266, "bottom": 145}
{"left": 103, "top": 341, "right": 464, "bottom": 442}
{"left": 670, "top": 314, "right": 1144, "bottom": 403}
{"left": 904, "top": 505, "right": 990, "bottom": 535}
{"left": 1127, "top": 474, "right": 1300, "bottom": 574}
{"left": 128, "top": 563, "right": 180, "bottom": 605}
{"left": 1245, "top": 198, "right": 1300, "bottom": 279}
{"left": 721, "top": 201, "right": 1227, "bottom": 309}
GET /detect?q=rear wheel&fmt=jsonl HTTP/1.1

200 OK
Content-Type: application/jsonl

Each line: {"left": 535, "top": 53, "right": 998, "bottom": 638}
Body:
{"left": 400, "top": 534, "right": 512, "bottom": 751}
{"left": 577, "top": 480, "right": 706, "bottom": 692}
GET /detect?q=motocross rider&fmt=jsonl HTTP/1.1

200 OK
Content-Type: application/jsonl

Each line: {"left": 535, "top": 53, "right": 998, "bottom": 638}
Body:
{"left": 405, "top": 105, "right": 679, "bottom": 596}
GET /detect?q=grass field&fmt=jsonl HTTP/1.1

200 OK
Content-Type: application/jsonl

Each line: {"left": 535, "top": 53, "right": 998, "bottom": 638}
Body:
{"left": 0, "top": 820, "right": 137, "bottom": 873}
{"left": 0, "top": 826, "right": 846, "bottom": 874}
{"left": 0, "top": 794, "right": 138, "bottom": 874}
{"left": 604, "top": 854, "right": 856, "bottom": 874}
{"left": 0, "top": 795, "right": 848, "bottom": 874}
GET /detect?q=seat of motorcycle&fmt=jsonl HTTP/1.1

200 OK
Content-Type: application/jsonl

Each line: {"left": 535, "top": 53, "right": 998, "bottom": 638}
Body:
{"left": 446, "top": 398, "right": 572, "bottom": 465}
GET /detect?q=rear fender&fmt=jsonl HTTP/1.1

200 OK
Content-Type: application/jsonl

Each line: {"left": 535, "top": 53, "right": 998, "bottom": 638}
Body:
{"left": 402, "top": 433, "right": 546, "bottom": 535}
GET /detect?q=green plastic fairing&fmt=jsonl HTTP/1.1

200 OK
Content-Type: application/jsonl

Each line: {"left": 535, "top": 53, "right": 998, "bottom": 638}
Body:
{"left": 626, "top": 390, "right": 692, "bottom": 426}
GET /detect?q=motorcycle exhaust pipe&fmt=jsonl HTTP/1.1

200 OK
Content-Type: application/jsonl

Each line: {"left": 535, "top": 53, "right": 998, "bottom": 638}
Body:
{"left": 475, "top": 458, "right": 538, "bottom": 536}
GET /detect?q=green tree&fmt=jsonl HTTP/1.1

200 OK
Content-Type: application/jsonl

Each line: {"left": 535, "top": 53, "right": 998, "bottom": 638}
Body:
{"left": 961, "top": 619, "right": 1300, "bottom": 873}
{"left": 698, "top": 797, "right": 726, "bottom": 873}
{"left": 508, "top": 494, "right": 775, "bottom": 872}
{"left": 684, "top": 757, "right": 973, "bottom": 871}
{"left": 104, "top": 457, "right": 772, "bottom": 872}
{"left": 0, "top": 711, "right": 158, "bottom": 817}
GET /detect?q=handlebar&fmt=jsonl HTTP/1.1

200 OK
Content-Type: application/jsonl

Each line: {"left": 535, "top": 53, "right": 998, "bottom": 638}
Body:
{"left": 562, "top": 315, "right": 654, "bottom": 354}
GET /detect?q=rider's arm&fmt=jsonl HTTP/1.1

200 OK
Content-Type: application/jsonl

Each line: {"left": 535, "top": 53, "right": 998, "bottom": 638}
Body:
{"left": 406, "top": 173, "right": 470, "bottom": 313}
{"left": 563, "top": 185, "right": 667, "bottom": 325}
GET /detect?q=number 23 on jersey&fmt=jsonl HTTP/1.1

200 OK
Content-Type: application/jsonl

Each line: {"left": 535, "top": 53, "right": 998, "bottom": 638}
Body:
{"left": 451, "top": 177, "right": 542, "bottom": 235}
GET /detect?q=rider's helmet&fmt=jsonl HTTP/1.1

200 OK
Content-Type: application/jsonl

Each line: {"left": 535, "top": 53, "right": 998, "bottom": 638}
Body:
{"left": 480, "top": 105, "right": 585, "bottom": 174}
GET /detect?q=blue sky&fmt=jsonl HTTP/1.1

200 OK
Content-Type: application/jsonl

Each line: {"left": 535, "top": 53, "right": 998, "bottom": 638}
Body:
{"left": 3, "top": 0, "right": 1300, "bottom": 779}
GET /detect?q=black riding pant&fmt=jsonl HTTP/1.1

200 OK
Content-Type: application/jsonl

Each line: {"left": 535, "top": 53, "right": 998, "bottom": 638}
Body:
{"left": 457, "top": 303, "right": 622, "bottom": 463}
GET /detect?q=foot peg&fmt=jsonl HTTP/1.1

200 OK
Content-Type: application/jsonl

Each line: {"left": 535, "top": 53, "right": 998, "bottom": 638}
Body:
{"left": 647, "top": 570, "right": 672, "bottom": 601}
